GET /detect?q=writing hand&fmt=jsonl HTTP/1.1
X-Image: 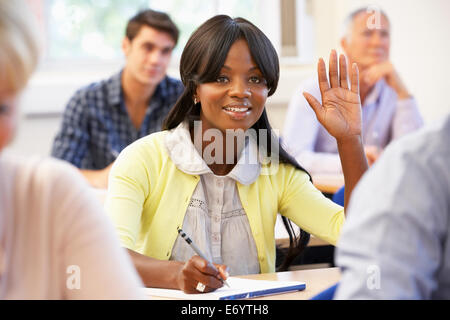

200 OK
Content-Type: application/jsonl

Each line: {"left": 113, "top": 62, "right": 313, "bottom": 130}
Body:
{"left": 176, "top": 256, "right": 229, "bottom": 294}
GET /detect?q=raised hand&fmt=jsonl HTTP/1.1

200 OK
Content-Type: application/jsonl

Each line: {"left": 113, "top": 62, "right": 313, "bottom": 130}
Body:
{"left": 303, "top": 50, "right": 362, "bottom": 141}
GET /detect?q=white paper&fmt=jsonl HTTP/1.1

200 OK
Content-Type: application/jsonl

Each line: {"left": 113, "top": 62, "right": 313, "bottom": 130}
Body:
{"left": 143, "top": 277, "right": 306, "bottom": 300}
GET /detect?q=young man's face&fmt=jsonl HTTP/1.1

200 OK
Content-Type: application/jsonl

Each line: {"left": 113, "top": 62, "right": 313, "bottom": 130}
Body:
{"left": 122, "top": 25, "right": 175, "bottom": 87}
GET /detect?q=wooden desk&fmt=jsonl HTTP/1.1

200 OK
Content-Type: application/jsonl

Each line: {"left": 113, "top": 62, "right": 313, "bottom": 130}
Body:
{"left": 312, "top": 174, "right": 344, "bottom": 194}
{"left": 237, "top": 267, "right": 341, "bottom": 300}
{"left": 95, "top": 174, "right": 344, "bottom": 200}
{"left": 275, "top": 214, "right": 330, "bottom": 248}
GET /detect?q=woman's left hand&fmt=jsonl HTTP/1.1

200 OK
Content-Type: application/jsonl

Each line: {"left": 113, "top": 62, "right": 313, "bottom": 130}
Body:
{"left": 303, "top": 50, "right": 362, "bottom": 141}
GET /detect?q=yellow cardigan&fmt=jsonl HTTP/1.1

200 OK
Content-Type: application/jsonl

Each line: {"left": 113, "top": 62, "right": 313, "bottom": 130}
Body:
{"left": 105, "top": 131, "right": 344, "bottom": 273}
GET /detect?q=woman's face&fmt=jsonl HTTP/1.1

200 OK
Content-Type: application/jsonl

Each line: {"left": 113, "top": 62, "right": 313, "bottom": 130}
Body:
{"left": 0, "top": 90, "right": 18, "bottom": 153}
{"left": 196, "top": 39, "right": 268, "bottom": 134}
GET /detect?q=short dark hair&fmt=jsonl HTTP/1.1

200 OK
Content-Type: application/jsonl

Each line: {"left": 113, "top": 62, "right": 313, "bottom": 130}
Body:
{"left": 125, "top": 9, "right": 179, "bottom": 45}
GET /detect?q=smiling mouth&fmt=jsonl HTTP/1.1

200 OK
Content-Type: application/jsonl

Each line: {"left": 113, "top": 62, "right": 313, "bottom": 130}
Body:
{"left": 222, "top": 105, "right": 252, "bottom": 120}
{"left": 223, "top": 107, "right": 250, "bottom": 113}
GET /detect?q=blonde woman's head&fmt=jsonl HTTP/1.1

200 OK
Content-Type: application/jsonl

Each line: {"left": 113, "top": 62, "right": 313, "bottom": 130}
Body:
{"left": 0, "top": 0, "right": 40, "bottom": 151}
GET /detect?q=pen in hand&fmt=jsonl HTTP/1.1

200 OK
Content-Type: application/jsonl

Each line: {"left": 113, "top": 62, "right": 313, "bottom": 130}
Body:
{"left": 177, "top": 227, "right": 230, "bottom": 288}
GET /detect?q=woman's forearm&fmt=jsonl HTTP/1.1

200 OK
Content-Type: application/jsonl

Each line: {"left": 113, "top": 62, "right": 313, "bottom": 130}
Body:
{"left": 126, "top": 249, "right": 184, "bottom": 289}
{"left": 336, "top": 135, "right": 369, "bottom": 211}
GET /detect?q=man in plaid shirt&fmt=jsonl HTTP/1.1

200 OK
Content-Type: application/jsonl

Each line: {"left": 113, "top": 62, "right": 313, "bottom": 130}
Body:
{"left": 51, "top": 9, "right": 183, "bottom": 188}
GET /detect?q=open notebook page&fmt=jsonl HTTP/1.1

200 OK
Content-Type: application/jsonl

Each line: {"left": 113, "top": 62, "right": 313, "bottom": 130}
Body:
{"left": 142, "top": 277, "right": 306, "bottom": 300}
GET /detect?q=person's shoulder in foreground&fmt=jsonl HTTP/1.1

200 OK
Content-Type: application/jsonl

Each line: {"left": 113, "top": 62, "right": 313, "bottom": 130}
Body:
{"left": 335, "top": 114, "right": 450, "bottom": 299}
{"left": 0, "top": 154, "right": 145, "bottom": 299}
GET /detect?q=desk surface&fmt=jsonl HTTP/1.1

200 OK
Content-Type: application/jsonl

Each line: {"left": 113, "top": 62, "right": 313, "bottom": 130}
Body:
{"left": 95, "top": 174, "right": 344, "bottom": 197}
{"left": 275, "top": 214, "right": 330, "bottom": 247}
{"left": 95, "top": 173, "right": 344, "bottom": 201}
{"left": 146, "top": 267, "right": 341, "bottom": 300}
{"left": 312, "top": 174, "right": 344, "bottom": 194}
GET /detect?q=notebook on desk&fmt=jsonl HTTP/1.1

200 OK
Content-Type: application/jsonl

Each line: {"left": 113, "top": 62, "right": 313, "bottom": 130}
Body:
{"left": 143, "top": 277, "right": 306, "bottom": 300}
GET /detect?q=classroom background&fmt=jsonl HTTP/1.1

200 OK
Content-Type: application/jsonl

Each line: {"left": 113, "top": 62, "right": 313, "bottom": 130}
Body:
{"left": 7, "top": 0, "right": 450, "bottom": 157}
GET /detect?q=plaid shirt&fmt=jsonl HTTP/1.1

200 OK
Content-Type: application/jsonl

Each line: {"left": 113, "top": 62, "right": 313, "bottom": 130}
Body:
{"left": 51, "top": 70, "right": 183, "bottom": 169}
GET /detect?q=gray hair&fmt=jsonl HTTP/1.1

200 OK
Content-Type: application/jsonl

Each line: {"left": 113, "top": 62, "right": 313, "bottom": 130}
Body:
{"left": 341, "top": 6, "right": 390, "bottom": 41}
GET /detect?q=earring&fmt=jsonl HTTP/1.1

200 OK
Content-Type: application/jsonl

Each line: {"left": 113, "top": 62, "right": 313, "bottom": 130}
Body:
{"left": 194, "top": 97, "right": 198, "bottom": 104}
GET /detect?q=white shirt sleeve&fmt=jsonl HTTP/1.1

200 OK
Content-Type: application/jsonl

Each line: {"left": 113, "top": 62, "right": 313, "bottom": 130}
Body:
{"left": 334, "top": 121, "right": 450, "bottom": 299}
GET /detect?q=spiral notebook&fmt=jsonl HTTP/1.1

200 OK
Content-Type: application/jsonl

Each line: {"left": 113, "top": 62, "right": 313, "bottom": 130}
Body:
{"left": 143, "top": 277, "right": 306, "bottom": 300}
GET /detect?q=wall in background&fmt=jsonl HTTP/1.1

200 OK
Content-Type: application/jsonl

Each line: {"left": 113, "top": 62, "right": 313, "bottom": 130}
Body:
{"left": 7, "top": 0, "right": 450, "bottom": 158}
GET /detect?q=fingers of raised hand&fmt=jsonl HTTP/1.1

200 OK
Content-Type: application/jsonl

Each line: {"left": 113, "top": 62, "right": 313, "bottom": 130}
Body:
{"left": 318, "top": 57, "right": 330, "bottom": 93}
{"left": 329, "top": 50, "right": 339, "bottom": 88}
{"left": 339, "top": 54, "right": 349, "bottom": 89}
{"left": 319, "top": 50, "right": 357, "bottom": 94}
{"left": 303, "top": 92, "right": 323, "bottom": 118}
{"left": 351, "top": 63, "right": 360, "bottom": 95}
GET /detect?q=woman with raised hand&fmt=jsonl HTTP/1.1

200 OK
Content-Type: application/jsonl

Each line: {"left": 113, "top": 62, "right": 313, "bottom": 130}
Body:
{"left": 0, "top": 0, "right": 144, "bottom": 299}
{"left": 105, "top": 15, "right": 367, "bottom": 294}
